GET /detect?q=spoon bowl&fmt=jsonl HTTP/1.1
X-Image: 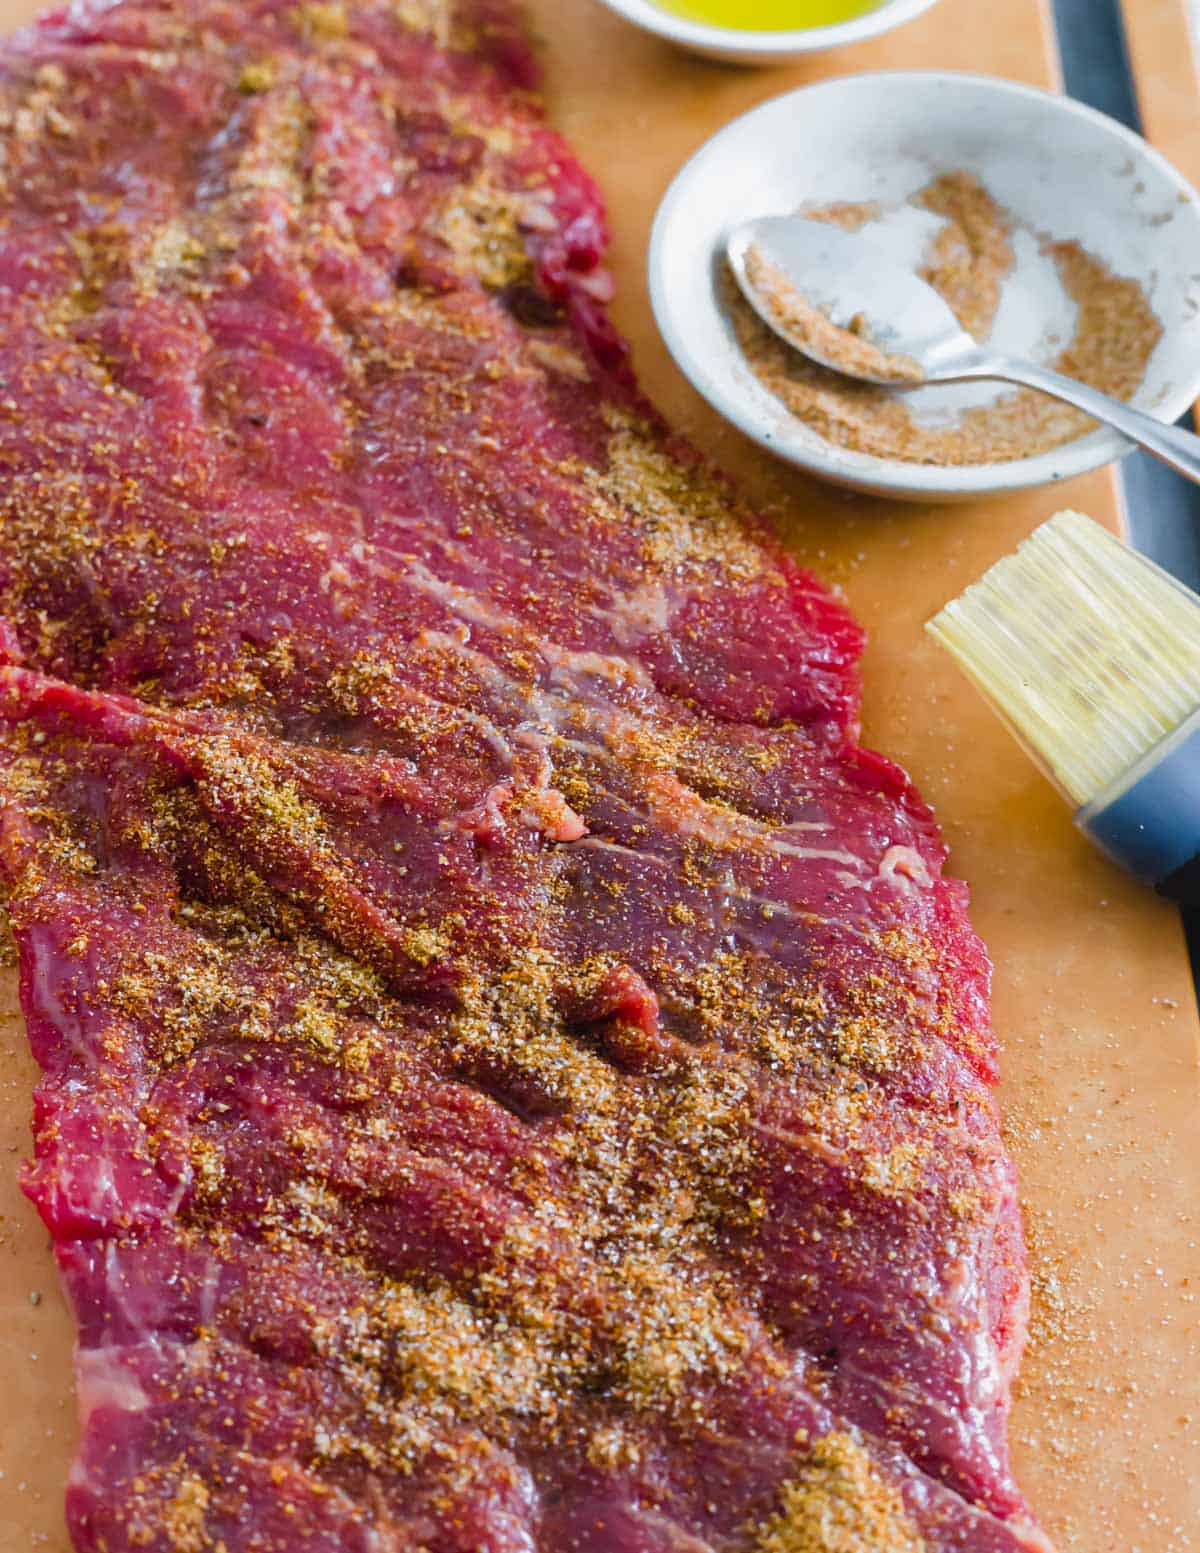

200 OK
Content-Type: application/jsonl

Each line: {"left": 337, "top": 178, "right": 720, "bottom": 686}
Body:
{"left": 727, "top": 217, "right": 989, "bottom": 385}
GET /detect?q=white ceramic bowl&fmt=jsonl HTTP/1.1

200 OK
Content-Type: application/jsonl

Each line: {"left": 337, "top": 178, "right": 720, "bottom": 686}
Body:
{"left": 648, "top": 72, "right": 1200, "bottom": 501}
{"left": 593, "top": 0, "right": 942, "bottom": 65}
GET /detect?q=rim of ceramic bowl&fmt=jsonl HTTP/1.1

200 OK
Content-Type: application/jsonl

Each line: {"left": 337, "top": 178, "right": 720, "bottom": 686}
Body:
{"left": 593, "top": 0, "right": 943, "bottom": 57}
{"left": 647, "top": 70, "right": 1200, "bottom": 500}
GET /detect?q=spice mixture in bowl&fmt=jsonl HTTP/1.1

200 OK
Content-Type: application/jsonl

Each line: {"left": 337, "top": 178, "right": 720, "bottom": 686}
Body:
{"left": 729, "top": 171, "right": 1163, "bottom": 466}
{"left": 649, "top": 72, "right": 1200, "bottom": 500}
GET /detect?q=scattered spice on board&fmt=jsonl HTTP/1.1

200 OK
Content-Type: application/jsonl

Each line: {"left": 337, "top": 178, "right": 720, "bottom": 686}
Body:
{"left": 729, "top": 171, "right": 1163, "bottom": 466}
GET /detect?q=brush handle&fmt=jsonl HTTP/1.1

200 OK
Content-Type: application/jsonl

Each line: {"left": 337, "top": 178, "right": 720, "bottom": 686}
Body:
{"left": 1159, "top": 854, "right": 1200, "bottom": 907}
{"left": 1079, "top": 711, "right": 1200, "bottom": 907}
{"left": 991, "top": 357, "right": 1200, "bottom": 486}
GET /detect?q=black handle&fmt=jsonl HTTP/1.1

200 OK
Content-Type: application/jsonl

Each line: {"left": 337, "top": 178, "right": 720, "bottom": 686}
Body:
{"left": 1158, "top": 851, "right": 1200, "bottom": 908}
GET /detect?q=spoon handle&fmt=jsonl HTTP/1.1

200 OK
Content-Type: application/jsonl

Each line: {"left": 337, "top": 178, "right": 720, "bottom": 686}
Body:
{"left": 990, "top": 357, "right": 1200, "bottom": 486}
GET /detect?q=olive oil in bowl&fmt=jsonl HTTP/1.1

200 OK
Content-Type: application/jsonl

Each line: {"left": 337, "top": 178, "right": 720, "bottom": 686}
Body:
{"left": 652, "top": 0, "right": 884, "bottom": 26}
{"left": 597, "top": 0, "right": 939, "bottom": 60}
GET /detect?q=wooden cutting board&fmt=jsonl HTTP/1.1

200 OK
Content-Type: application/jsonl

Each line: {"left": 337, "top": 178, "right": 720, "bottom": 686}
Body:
{"left": 1121, "top": 0, "right": 1200, "bottom": 184}
{"left": 1, "top": 0, "right": 1198, "bottom": 1548}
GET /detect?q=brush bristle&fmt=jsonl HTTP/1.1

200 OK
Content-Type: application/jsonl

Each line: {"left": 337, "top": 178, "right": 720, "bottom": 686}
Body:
{"left": 927, "top": 511, "right": 1200, "bottom": 810}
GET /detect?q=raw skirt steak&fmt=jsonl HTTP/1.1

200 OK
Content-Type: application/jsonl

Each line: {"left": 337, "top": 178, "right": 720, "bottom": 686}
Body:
{"left": 0, "top": 3, "right": 1050, "bottom": 1550}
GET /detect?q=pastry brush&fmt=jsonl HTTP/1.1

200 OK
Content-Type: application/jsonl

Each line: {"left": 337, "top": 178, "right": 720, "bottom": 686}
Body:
{"left": 927, "top": 509, "right": 1200, "bottom": 904}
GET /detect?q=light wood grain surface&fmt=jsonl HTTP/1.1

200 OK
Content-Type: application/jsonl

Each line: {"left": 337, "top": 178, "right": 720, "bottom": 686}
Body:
{"left": 1, "top": 1, "right": 1198, "bottom": 1549}
{"left": 1121, "top": 0, "right": 1200, "bottom": 191}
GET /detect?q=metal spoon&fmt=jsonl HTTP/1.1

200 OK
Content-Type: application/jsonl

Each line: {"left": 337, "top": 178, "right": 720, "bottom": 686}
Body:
{"left": 727, "top": 215, "right": 1200, "bottom": 483}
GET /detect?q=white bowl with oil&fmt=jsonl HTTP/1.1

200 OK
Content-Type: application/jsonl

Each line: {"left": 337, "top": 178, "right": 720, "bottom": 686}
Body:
{"left": 648, "top": 71, "right": 1200, "bottom": 501}
{"left": 593, "top": 0, "right": 942, "bottom": 65}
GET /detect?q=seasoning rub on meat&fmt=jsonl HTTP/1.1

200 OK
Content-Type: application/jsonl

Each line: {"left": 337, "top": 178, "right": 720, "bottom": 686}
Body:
{"left": 0, "top": 3, "right": 1050, "bottom": 1550}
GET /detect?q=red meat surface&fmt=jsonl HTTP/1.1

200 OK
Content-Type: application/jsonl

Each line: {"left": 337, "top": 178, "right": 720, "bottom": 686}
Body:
{"left": 0, "top": 3, "right": 1050, "bottom": 1550}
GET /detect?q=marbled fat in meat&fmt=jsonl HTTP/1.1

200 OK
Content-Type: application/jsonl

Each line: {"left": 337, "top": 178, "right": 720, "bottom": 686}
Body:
{"left": 0, "top": 3, "right": 1049, "bottom": 1550}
